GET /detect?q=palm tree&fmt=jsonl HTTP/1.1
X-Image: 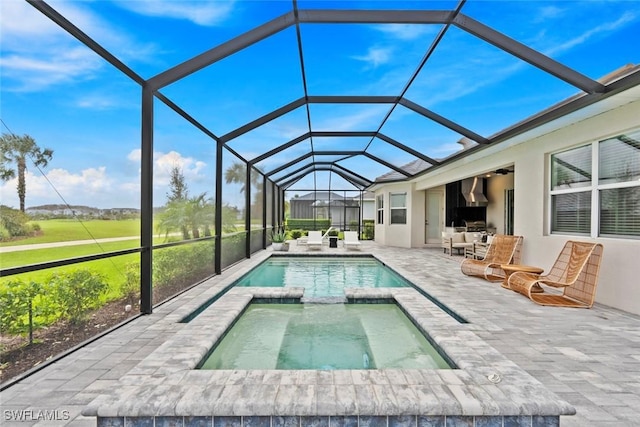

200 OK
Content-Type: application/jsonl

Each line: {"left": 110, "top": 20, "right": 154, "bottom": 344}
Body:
{"left": 183, "top": 193, "right": 212, "bottom": 239}
{"left": 225, "top": 162, "right": 264, "bottom": 218}
{"left": 157, "top": 193, "right": 215, "bottom": 240}
{"left": 224, "top": 162, "right": 249, "bottom": 193}
{"left": 0, "top": 133, "right": 54, "bottom": 212}
{"left": 157, "top": 199, "right": 191, "bottom": 240}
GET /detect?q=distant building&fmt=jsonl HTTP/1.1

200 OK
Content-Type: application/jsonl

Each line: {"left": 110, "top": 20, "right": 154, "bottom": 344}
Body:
{"left": 289, "top": 191, "right": 368, "bottom": 229}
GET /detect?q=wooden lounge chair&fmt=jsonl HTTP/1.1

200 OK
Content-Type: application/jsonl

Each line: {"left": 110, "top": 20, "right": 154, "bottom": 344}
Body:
{"left": 343, "top": 231, "right": 361, "bottom": 250}
{"left": 306, "top": 231, "right": 323, "bottom": 250}
{"left": 507, "top": 241, "right": 604, "bottom": 308}
{"left": 460, "top": 234, "right": 523, "bottom": 282}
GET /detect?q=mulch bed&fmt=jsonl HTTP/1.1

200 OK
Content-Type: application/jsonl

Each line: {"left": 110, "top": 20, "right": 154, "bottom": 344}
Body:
{"left": 0, "top": 281, "right": 191, "bottom": 385}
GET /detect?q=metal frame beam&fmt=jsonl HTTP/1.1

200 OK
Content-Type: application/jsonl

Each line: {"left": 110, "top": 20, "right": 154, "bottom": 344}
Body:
{"left": 273, "top": 161, "right": 370, "bottom": 189}
{"left": 279, "top": 166, "right": 365, "bottom": 190}
{"left": 297, "top": 9, "right": 452, "bottom": 24}
{"left": 453, "top": 14, "right": 605, "bottom": 94}
{"left": 362, "top": 2, "right": 465, "bottom": 156}
{"left": 377, "top": 133, "right": 440, "bottom": 165}
{"left": 266, "top": 152, "right": 314, "bottom": 177}
{"left": 331, "top": 163, "right": 374, "bottom": 187}
{"left": 26, "top": 0, "right": 145, "bottom": 86}
{"left": 322, "top": 167, "right": 369, "bottom": 189}
{"left": 149, "top": 12, "right": 296, "bottom": 89}
{"left": 307, "top": 95, "right": 398, "bottom": 104}
{"left": 399, "top": 99, "right": 489, "bottom": 144}
{"left": 155, "top": 92, "right": 220, "bottom": 141}
{"left": 280, "top": 175, "right": 306, "bottom": 190}
{"left": 250, "top": 133, "right": 311, "bottom": 164}
{"left": 140, "top": 85, "right": 154, "bottom": 314}
{"left": 272, "top": 162, "right": 315, "bottom": 185}
{"left": 363, "top": 152, "right": 412, "bottom": 177}
{"left": 220, "top": 98, "right": 306, "bottom": 143}
{"left": 245, "top": 164, "right": 252, "bottom": 258}
{"left": 315, "top": 167, "right": 367, "bottom": 190}
{"left": 312, "top": 150, "right": 363, "bottom": 157}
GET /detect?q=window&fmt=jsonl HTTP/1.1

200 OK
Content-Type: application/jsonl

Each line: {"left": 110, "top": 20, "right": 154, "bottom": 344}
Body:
{"left": 598, "top": 134, "right": 640, "bottom": 237}
{"left": 390, "top": 192, "right": 407, "bottom": 224}
{"left": 376, "top": 194, "right": 384, "bottom": 224}
{"left": 549, "top": 129, "right": 640, "bottom": 238}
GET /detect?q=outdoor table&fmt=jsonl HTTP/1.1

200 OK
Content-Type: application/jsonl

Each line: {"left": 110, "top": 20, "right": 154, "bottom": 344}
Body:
{"left": 501, "top": 264, "right": 544, "bottom": 291}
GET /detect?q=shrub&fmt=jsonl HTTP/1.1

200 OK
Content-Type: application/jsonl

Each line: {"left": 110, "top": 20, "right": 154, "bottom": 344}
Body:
{"left": 119, "top": 262, "right": 140, "bottom": 305}
{"left": 362, "top": 219, "right": 375, "bottom": 240}
{"left": 0, "top": 279, "right": 43, "bottom": 343}
{"left": 285, "top": 218, "right": 330, "bottom": 231}
{"left": 290, "top": 229, "right": 302, "bottom": 239}
{"left": 220, "top": 233, "right": 245, "bottom": 268}
{"left": 0, "top": 206, "right": 32, "bottom": 238}
{"left": 153, "top": 240, "right": 215, "bottom": 290}
{"left": 48, "top": 270, "right": 109, "bottom": 324}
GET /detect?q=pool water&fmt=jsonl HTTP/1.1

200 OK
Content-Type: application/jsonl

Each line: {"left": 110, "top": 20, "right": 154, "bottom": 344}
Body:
{"left": 199, "top": 304, "right": 451, "bottom": 370}
{"left": 235, "top": 256, "right": 409, "bottom": 298}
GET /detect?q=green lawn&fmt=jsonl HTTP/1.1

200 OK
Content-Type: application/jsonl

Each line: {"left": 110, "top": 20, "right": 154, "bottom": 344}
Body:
{"left": 1, "top": 239, "right": 141, "bottom": 300}
{"left": 1, "top": 240, "right": 140, "bottom": 268}
{"left": 0, "top": 219, "right": 141, "bottom": 246}
{"left": 1, "top": 219, "right": 164, "bottom": 298}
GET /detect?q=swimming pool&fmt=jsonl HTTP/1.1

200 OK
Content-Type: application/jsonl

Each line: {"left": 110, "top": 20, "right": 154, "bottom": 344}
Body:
{"left": 182, "top": 254, "right": 467, "bottom": 324}
{"left": 85, "top": 252, "right": 575, "bottom": 425}
{"left": 199, "top": 303, "right": 451, "bottom": 370}
{"left": 235, "top": 255, "right": 409, "bottom": 298}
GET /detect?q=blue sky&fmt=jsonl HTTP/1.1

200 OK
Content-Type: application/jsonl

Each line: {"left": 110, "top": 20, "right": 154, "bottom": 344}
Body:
{"left": 1, "top": 0, "right": 639, "bottom": 209}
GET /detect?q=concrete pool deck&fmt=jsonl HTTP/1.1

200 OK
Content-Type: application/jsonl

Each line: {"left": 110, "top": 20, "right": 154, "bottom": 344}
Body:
{"left": 1, "top": 241, "right": 639, "bottom": 426}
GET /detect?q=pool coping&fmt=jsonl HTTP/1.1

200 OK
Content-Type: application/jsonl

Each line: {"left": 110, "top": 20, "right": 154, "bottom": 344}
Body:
{"left": 83, "top": 252, "right": 575, "bottom": 419}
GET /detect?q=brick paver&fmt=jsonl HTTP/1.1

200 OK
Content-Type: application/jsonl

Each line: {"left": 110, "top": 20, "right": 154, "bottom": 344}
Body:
{"left": 1, "top": 241, "right": 638, "bottom": 426}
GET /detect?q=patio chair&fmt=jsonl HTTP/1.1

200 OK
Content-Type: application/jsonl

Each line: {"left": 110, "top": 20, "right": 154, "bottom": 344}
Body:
{"left": 343, "top": 231, "right": 361, "bottom": 250}
{"left": 460, "top": 234, "right": 523, "bottom": 282}
{"left": 306, "top": 231, "right": 323, "bottom": 250}
{"left": 507, "top": 241, "right": 604, "bottom": 308}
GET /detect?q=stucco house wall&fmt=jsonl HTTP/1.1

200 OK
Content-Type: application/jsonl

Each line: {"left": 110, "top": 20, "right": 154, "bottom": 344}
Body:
{"left": 373, "top": 94, "right": 640, "bottom": 315}
{"left": 374, "top": 182, "right": 415, "bottom": 248}
{"left": 486, "top": 173, "right": 514, "bottom": 235}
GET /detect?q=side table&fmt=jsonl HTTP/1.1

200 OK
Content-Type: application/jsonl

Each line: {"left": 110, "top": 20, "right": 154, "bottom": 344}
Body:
{"left": 500, "top": 264, "right": 544, "bottom": 291}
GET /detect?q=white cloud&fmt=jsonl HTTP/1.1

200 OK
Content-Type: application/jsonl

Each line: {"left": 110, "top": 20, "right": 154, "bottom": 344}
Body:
{"left": 375, "top": 24, "right": 435, "bottom": 41}
{"left": 352, "top": 47, "right": 393, "bottom": 68}
{"left": 0, "top": 1, "right": 65, "bottom": 39}
{"left": 0, "top": 47, "right": 104, "bottom": 91}
{"left": 314, "top": 105, "right": 389, "bottom": 131}
{"left": 544, "top": 11, "right": 637, "bottom": 57}
{"left": 128, "top": 149, "right": 208, "bottom": 186}
{"left": 0, "top": 167, "right": 117, "bottom": 209}
{"left": 0, "top": 148, "right": 212, "bottom": 209}
{"left": 74, "top": 93, "right": 122, "bottom": 110}
{"left": 535, "top": 6, "right": 567, "bottom": 22}
{"left": 0, "top": 1, "right": 158, "bottom": 92}
{"left": 113, "top": 0, "right": 234, "bottom": 26}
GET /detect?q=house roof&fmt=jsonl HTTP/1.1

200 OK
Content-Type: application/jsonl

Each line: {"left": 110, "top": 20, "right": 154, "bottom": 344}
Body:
{"left": 290, "top": 191, "right": 348, "bottom": 201}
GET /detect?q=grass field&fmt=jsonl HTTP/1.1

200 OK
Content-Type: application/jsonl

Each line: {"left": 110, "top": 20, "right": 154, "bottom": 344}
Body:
{"left": 1, "top": 239, "right": 140, "bottom": 268}
{"left": 2, "top": 220, "right": 160, "bottom": 300}
{"left": 0, "top": 219, "right": 141, "bottom": 247}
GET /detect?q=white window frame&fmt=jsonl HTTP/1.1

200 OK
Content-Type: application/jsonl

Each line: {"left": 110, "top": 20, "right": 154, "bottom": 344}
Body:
{"left": 549, "top": 129, "right": 640, "bottom": 239}
{"left": 389, "top": 192, "right": 407, "bottom": 225}
{"left": 376, "top": 194, "right": 384, "bottom": 224}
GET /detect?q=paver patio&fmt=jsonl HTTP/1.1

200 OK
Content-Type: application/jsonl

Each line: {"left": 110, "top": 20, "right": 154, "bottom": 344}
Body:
{"left": 1, "top": 242, "right": 639, "bottom": 426}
